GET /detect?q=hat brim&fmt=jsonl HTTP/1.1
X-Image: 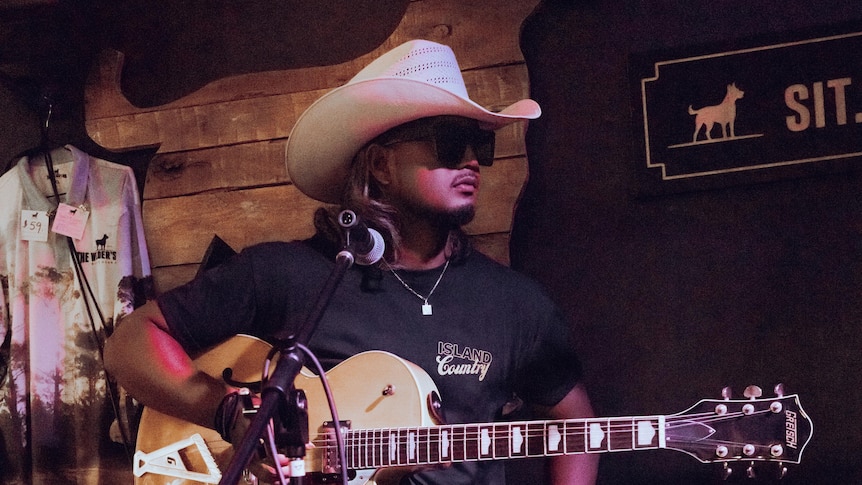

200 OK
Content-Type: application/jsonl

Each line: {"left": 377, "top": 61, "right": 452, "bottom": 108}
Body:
{"left": 286, "top": 77, "right": 541, "bottom": 203}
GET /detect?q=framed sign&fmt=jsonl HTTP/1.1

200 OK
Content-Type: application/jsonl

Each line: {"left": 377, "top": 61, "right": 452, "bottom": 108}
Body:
{"left": 631, "top": 23, "right": 862, "bottom": 196}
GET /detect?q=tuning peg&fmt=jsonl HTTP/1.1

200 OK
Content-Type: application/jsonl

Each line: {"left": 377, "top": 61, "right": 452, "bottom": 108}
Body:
{"left": 774, "top": 383, "right": 785, "bottom": 397}
{"left": 743, "top": 385, "right": 762, "bottom": 400}
{"left": 722, "top": 463, "right": 733, "bottom": 481}
{"left": 747, "top": 462, "right": 756, "bottom": 478}
{"left": 721, "top": 386, "right": 732, "bottom": 400}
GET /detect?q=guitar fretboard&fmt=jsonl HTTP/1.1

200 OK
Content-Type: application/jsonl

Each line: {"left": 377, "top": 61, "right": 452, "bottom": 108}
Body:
{"left": 339, "top": 417, "right": 666, "bottom": 469}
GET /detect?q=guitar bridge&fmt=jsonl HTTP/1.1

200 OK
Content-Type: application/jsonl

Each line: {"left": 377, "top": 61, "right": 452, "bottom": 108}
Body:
{"left": 321, "top": 420, "right": 352, "bottom": 475}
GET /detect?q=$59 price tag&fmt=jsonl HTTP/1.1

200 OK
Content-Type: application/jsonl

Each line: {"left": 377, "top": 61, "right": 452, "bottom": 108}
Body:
{"left": 21, "top": 210, "right": 49, "bottom": 242}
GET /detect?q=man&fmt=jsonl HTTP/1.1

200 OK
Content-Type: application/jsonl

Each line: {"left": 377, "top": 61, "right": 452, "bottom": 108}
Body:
{"left": 105, "top": 39, "right": 598, "bottom": 484}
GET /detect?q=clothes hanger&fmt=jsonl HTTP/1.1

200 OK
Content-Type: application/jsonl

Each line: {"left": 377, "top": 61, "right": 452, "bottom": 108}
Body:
{"left": 35, "top": 100, "right": 63, "bottom": 198}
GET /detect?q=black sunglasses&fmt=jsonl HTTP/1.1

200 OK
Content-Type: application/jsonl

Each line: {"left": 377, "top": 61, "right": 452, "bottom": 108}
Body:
{"left": 376, "top": 116, "right": 496, "bottom": 167}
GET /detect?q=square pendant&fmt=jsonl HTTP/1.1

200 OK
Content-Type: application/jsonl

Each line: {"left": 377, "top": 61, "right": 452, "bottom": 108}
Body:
{"left": 422, "top": 303, "right": 433, "bottom": 316}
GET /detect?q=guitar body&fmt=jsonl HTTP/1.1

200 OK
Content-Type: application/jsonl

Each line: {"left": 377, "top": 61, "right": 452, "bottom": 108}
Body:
{"left": 134, "top": 335, "right": 440, "bottom": 485}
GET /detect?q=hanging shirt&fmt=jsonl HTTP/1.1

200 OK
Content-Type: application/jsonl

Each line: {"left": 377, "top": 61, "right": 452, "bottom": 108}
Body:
{"left": 0, "top": 145, "right": 153, "bottom": 484}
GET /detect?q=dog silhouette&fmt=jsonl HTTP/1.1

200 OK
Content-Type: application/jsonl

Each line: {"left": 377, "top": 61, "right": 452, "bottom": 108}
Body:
{"left": 96, "top": 234, "right": 109, "bottom": 250}
{"left": 689, "top": 83, "right": 744, "bottom": 142}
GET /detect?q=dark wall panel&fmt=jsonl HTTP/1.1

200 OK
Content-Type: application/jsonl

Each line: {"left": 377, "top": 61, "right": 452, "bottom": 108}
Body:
{"left": 515, "top": 1, "right": 862, "bottom": 483}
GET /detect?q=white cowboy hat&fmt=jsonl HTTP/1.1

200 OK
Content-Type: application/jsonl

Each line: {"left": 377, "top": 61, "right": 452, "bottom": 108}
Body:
{"left": 285, "top": 39, "right": 541, "bottom": 203}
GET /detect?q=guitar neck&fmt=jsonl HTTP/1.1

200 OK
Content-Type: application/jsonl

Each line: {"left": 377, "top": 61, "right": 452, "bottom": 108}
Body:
{"left": 342, "top": 416, "right": 663, "bottom": 469}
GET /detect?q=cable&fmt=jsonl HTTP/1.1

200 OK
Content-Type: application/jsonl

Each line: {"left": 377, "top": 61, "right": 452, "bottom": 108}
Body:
{"left": 297, "top": 343, "right": 349, "bottom": 485}
{"left": 282, "top": 343, "right": 349, "bottom": 485}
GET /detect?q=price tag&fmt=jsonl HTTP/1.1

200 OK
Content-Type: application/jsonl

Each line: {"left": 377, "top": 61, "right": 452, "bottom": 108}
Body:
{"left": 51, "top": 203, "right": 90, "bottom": 240}
{"left": 21, "top": 210, "right": 49, "bottom": 242}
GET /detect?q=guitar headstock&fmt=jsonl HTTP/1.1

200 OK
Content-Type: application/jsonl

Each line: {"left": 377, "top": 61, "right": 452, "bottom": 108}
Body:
{"left": 665, "top": 384, "right": 812, "bottom": 475}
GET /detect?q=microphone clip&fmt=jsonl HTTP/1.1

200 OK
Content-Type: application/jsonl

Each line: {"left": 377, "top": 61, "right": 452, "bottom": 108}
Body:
{"left": 337, "top": 210, "right": 385, "bottom": 266}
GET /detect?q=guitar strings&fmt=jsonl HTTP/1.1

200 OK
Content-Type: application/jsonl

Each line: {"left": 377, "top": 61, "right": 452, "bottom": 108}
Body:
{"left": 306, "top": 408, "right": 781, "bottom": 464}
{"left": 308, "top": 411, "right": 772, "bottom": 446}
{"left": 308, "top": 408, "right": 773, "bottom": 443}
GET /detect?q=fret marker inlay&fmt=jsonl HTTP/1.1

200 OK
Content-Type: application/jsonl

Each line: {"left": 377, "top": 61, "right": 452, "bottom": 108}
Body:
{"left": 636, "top": 420, "right": 655, "bottom": 446}
{"left": 512, "top": 426, "right": 523, "bottom": 454}
{"left": 589, "top": 422, "right": 605, "bottom": 449}
{"left": 408, "top": 431, "right": 416, "bottom": 460}
{"left": 548, "top": 424, "right": 561, "bottom": 452}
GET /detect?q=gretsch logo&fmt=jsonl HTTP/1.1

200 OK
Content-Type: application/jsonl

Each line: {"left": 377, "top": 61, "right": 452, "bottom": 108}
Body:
{"left": 785, "top": 409, "right": 798, "bottom": 449}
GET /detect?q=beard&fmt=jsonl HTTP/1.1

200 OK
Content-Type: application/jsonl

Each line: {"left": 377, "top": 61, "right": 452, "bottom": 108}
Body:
{"left": 440, "top": 205, "right": 476, "bottom": 226}
{"left": 407, "top": 200, "right": 476, "bottom": 228}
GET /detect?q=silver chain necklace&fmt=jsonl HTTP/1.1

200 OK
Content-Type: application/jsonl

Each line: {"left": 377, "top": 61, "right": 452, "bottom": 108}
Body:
{"left": 386, "top": 259, "right": 450, "bottom": 316}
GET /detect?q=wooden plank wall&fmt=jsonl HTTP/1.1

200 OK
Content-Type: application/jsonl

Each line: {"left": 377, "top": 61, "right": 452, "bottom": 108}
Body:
{"left": 84, "top": 0, "right": 540, "bottom": 293}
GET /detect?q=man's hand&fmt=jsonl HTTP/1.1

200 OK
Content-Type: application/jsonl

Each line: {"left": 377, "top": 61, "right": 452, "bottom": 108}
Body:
{"left": 223, "top": 392, "right": 296, "bottom": 484}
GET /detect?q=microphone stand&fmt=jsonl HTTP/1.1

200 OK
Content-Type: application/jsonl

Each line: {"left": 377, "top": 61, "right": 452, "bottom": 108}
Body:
{"left": 219, "top": 248, "right": 359, "bottom": 485}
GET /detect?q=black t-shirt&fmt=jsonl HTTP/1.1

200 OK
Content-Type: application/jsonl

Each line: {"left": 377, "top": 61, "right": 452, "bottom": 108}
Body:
{"left": 158, "top": 238, "right": 583, "bottom": 484}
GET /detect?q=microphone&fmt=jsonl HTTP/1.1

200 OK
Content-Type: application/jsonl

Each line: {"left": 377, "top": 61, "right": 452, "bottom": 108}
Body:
{"left": 337, "top": 210, "right": 385, "bottom": 266}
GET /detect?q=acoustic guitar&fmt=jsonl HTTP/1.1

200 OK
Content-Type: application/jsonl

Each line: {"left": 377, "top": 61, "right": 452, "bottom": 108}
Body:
{"left": 132, "top": 335, "right": 812, "bottom": 484}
